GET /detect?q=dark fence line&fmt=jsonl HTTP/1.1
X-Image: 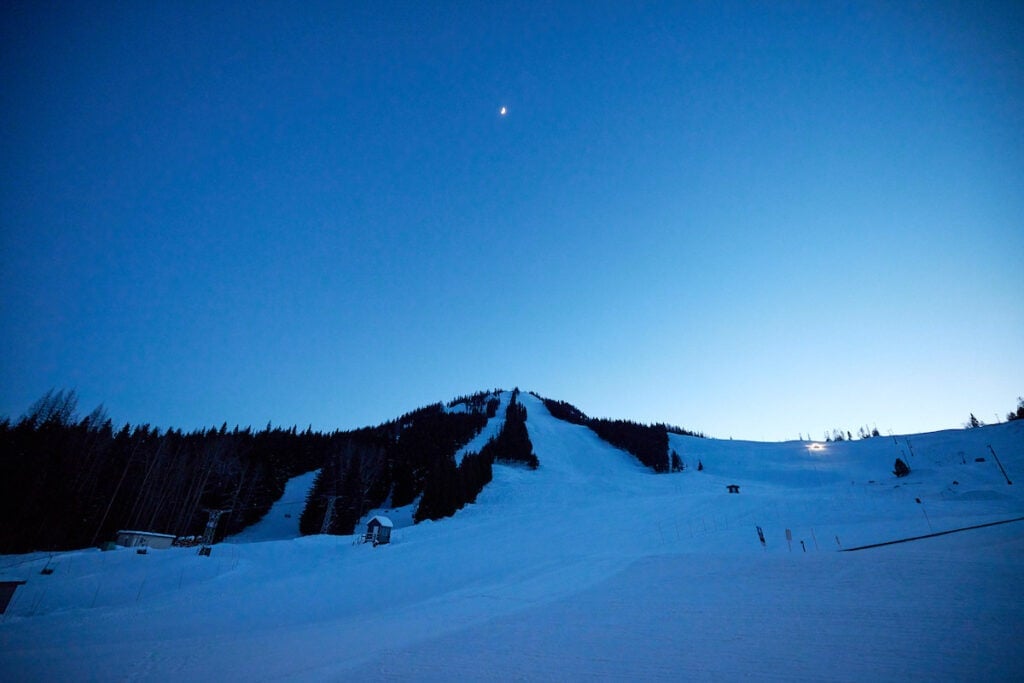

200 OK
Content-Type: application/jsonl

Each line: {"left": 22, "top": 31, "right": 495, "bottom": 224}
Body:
{"left": 841, "top": 516, "right": 1024, "bottom": 552}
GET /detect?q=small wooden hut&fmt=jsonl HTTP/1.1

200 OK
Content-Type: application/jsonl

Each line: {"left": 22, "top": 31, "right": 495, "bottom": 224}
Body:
{"left": 365, "top": 516, "right": 393, "bottom": 546}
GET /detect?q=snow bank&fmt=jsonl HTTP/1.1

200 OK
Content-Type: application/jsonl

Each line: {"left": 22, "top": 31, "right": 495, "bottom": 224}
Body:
{"left": 1, "top": 404, "right": 1021, "bottom": 681}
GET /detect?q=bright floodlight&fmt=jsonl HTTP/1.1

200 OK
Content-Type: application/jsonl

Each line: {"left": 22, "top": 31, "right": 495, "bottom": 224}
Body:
{"left": 500, "top": 106, "right": 507, "bottom": 116}
{"left": 807, "top": 443, "right": 825, "bottom": 451}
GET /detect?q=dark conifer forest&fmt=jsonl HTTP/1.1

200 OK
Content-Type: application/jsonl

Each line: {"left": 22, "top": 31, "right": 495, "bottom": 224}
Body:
{"left": 299, "top": 398, "right": 492, "bottom": 535}
{"left": 0, "top": 390, "right": 327, "bottom": 553}
{"left": 534, "top": 393, "right": 704, "bottom": 473}
{"left": 1, "top": 390, "right": 505, "bottom": 553}
{"left": 414, "top": 388, "right": 537, "bottom": 523}
{"left": 1, "top": 387, "right": 703, "bottom": 553}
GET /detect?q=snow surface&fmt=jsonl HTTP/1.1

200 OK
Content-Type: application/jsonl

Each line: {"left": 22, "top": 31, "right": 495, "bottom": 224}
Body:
{"left": 1, "top": 394, "right": 1022, "bottom": 681}
{"left": 226, "top": 469, "right": 320, "bottom": 544}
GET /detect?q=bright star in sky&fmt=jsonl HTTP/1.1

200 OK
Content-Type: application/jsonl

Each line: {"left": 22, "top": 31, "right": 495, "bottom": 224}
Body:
{"left": 1, "top": 3, "right": 1021, "bottom": 441}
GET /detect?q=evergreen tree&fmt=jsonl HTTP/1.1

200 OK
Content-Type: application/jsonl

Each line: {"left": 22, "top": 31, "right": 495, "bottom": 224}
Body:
{"left": 1007, "top": 397, "right": 1024, "bottom": 422}
{"left": 670, "top": 450, "right": 683, "bottom": 472}
{"left": 893, "top": 457, "right": 911, "bottom": 478}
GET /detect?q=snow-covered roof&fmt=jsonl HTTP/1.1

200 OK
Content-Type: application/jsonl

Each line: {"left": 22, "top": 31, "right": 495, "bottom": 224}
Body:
{"left": 116, "top": 530, "right": 176, "bottom": 539}
{"left": 368, "top": 515, "right": 393, "bottom": 528}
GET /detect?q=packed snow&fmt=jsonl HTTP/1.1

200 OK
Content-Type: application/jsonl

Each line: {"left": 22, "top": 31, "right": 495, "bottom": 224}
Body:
{"left": 227, "top": 469, "right": 320, "bottom": 544}
{"left": 1, "top": 392, "right": 1021, "bottom": 681}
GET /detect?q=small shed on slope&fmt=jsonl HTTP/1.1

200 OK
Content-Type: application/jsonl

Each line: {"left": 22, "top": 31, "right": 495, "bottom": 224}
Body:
{"left": 115, "top": 530, "right": 176, "bottom": 550}
{"left": 365, "top": 516, "right": 393, "bottom": 546}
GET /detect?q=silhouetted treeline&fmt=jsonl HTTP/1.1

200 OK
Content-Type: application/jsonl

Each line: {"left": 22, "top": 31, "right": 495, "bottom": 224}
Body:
{"left": 534, "top": 393, "right": 704, "bottom": 473}
{"left": 415, "top": 388, "right": 537, "bottom": 523}
{"left": 540, "top": 397, "right": 590, "bottom": 426}
{"left": 2, "top": 386, "right": 711, "bottom": 552}
{"left": 448, "top": 390, "right": 502, "bottom": 418}
{"left": 0, "top": 389, "right": 507, "bottom": 551}
{"left": 589, "top": 419, "right": 670, "bottom": 472}
{"left": 487, "top": 389, "right": 538, "bottom": 469}
{"left": 1006, "top": 397, "right": 1024, "bottom": 422}
{"left": 0, "top": 390, "right": 327, "bottom": 553}
{"left": 297, "top": 426, "right": 393, "bottom": 536}
{"left": 301, "top": 400, "right": 491, "bottom": 534}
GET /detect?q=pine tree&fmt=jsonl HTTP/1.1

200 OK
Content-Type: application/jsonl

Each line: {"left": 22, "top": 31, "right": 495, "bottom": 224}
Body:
{"left": 893, "top": 457, "right": 911, "bottom": 478}
{"left": 670, "top": 450, "right": 683, "bottom": 472}
{"left": 1007, "top": 397, "right": 1024, "bottom": 422}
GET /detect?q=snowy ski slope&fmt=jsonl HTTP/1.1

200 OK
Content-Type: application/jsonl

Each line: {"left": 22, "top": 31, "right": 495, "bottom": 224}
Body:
{"left": 1, "top": 392, "right": 1021, "bottom": 681}
{"left": 226, "top": 469, "right": 320, "bottom": 544}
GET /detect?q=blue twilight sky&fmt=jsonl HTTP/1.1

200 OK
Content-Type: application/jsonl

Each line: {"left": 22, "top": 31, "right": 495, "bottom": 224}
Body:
{"left": 2, "top": 2, "right": 1022, "bottom": 441}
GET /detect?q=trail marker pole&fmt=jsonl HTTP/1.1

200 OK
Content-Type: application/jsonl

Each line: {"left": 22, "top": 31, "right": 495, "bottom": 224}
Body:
{"left": 915, "top": 498, "right": 933, "bottom": 532}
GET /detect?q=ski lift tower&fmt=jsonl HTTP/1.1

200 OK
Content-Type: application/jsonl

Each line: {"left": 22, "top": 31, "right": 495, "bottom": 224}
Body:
{"left": 320, "top": 495, "right": 339, "bottom": 535}
{"left": 198, "top": 508, "right": 231, "bottom": 556}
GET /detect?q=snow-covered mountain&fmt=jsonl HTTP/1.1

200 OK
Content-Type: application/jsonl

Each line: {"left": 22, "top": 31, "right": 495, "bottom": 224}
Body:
{"left": 2, "top": 391, "right": 1022, "bottom": 680}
